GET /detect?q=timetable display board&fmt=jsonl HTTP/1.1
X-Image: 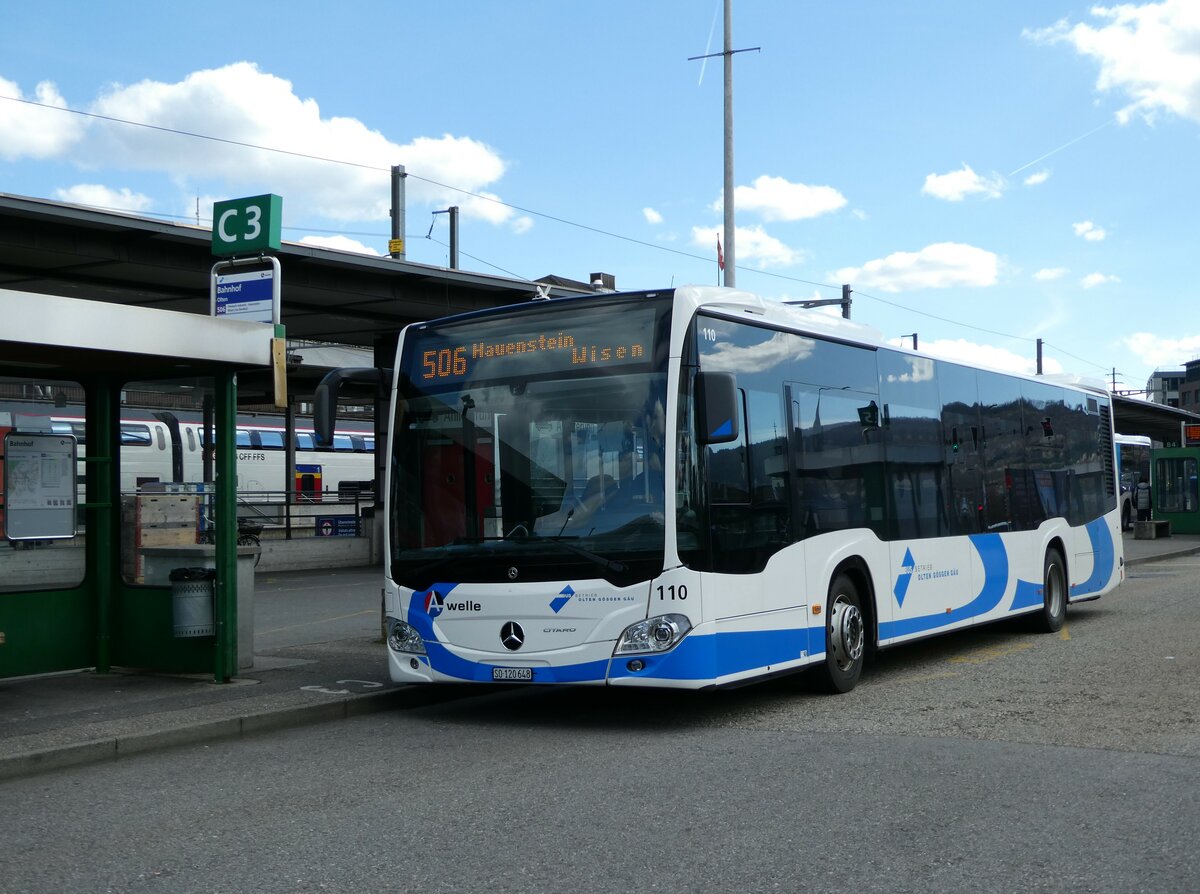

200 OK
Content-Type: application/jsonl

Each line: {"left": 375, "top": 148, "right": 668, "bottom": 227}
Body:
{"left": 3, "top": 431, "right": 78, "bottom": 540}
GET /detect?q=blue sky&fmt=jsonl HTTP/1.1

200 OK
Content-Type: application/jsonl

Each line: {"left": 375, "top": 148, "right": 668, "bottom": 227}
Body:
{"left": 2, "top": 1, "right": 1198, "bottom": 394}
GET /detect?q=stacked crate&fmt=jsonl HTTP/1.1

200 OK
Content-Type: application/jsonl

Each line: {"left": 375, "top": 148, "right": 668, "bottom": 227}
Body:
{"left": 121, "top": 493, "right": 202, "bottom": 583}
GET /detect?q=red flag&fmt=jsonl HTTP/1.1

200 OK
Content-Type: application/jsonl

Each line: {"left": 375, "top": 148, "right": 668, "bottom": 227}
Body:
{"left": 717, "top": 234, "right": 724, "bottom": 271}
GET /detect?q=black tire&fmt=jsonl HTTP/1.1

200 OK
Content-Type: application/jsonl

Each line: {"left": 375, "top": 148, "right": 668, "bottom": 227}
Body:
{"left": 816, "top": 572, "right": 866, "bottom": 694}
{"left": 1033, "top": 547, "right": 1067, "bottom": 633}
{"left": 238, "top": 533, "right": 262, "bottom": 567}
{"left": 1121, "top": 501, "right": 1132, "bottom": 532}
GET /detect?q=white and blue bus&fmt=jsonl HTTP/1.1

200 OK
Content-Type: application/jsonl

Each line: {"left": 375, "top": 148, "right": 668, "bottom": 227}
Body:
{"left": 1115, "top": 432, "right": 1152, "bottom": 530}
{"left": 320, "top": 285, "right": 1124, "bottom": 692}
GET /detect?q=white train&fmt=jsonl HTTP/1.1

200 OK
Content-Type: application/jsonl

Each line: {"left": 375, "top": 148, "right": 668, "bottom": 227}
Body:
{"left": 3, "top": 404, "right": 375, "bottom": 499}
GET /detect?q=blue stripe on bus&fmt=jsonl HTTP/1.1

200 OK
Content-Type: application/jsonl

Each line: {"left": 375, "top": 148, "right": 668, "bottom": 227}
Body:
{"left": 1010, "top": 518, "right": 1116, "bottom": 610}
{"left": 609, "top": 626, "right": 819, "bottom": 682}
{"left": 1073, "top": 518, "right": 1116, "bottom": 597}
{"left": 1010, "top": 578, "right": 1043, "bottom": 611}
{"left": 406, "top": 584, "right": 823, "bottom": 684}
{"left": 407, "top": 520, "right": 1117, "bottom": 683}
{"left": 405, "top": 584, "right": 613, "bottom": 683}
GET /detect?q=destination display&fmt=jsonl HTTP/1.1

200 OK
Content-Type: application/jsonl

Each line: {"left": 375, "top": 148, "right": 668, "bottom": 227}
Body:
{"left": 406, "top": 302, "right": 660, "bottom": 387}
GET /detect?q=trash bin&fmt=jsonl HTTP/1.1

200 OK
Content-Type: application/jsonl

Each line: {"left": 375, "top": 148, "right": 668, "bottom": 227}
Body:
{"left": 170, "top": 567, "right": 215, "bottom": 637}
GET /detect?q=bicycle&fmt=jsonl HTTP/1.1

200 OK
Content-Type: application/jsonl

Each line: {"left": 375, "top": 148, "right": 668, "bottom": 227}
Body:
{"left": 198, "top": 517, "right": 263, "bottom": 566}
{"left": 236, "top": 520, "right": 263, "bottom": 567}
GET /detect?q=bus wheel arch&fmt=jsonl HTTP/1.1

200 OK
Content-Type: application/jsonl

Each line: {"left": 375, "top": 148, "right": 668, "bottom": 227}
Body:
{"left": 815, "top": 559, "right": 874, "bottom": 694}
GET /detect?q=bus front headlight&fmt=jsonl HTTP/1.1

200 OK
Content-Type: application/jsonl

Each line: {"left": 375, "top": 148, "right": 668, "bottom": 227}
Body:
{"left": 615, "top": 614, "right": 691, "bottom": 654}
{"left": 387, "top": 618, "right": 426, "bottom": 655}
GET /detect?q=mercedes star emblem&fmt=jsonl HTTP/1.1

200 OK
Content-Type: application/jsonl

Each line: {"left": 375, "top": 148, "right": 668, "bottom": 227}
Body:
{"left": 500, "top": 621, "right": 525, "bottom": 651}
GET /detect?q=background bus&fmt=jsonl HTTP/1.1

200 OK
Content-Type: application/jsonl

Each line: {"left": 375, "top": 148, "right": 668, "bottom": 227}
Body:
{"left": 318, "top": 285, "right": 1123, "bottom": 693}
{"left": 1116, "top": 432, "right": 1152, "bottom": 529}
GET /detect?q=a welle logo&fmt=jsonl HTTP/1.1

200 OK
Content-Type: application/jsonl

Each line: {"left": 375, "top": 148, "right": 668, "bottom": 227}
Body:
{"left": 424, "top": 590, "right": 481, "bottom": 618}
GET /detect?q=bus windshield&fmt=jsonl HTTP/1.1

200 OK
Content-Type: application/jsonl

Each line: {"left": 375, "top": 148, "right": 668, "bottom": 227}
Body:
{"left": 390, "top": 296, "right": 672, "bottom": 590}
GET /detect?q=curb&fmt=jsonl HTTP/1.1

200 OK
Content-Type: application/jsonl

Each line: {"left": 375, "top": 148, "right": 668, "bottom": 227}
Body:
{"left": 1125, "top": 544, "right": 1200, "bottom": 567}
{"left": 0, "top": 687, "right": 408, "bottom": 782}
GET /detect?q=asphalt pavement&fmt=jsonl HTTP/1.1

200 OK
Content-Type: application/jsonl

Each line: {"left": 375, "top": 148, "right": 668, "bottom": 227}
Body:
{"left": 3, "top": 531, "right": 1199, "bottom": 781}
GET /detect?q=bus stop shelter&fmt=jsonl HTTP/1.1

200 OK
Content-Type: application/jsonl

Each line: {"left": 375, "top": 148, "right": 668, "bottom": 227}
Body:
{"left": 0, "top": 287, "right": 278, "bottom": 682}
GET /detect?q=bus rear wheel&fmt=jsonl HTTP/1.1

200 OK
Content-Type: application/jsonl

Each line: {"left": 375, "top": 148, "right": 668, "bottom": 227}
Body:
{"left": 1033, "top": 547, "right": 1067, "bottom": 633}
{"left": 817, "top": 573, "right": 865, "bottom": 694}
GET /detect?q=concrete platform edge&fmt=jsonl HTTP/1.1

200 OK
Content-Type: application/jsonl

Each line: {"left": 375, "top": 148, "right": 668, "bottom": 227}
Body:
{"left": 0, "top": 688, "right": 407, "bottom": 782}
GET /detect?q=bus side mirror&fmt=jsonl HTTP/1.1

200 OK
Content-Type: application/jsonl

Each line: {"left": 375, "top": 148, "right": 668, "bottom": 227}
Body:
{"left": 314, "top": 367, "right": 391, "bottom": 447}
{"left": 696, "top": 371, "right": 739, "bottom": 445}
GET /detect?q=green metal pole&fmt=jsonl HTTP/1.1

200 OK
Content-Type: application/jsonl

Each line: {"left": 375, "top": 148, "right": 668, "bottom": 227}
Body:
{"left": 213, "top": 371, "right": 238, "bottom": 682}
{"left": 87, "top": 382, "right": 116, "bottom": 673}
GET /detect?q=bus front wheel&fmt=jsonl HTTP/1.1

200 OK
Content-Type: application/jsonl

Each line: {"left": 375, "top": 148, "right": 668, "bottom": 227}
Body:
{"left": 817, "top": 573, "right": 865, "bottom": 694}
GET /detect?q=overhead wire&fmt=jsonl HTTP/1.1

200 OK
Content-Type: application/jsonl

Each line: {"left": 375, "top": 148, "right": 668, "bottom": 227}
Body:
{"left": 3, "top": 94, "right": 1116, "bottom": 375}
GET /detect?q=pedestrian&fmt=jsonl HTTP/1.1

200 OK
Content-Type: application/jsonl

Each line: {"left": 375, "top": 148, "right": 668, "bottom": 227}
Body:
{"left": 1134, "top": 476, "right": 1152, "bottom": 522}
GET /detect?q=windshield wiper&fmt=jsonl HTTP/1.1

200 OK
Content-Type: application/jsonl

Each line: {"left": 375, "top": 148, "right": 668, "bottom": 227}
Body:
{"left": 537, "top": 536, "right": 627, "bottom": 574}
{"left": 412, "top": 533, "right": 626, "bottom": 576}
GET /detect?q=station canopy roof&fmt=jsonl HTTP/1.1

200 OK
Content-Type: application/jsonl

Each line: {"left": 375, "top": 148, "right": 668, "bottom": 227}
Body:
{"left": 0, "top": 193, "right": 589, "bottom": 348}
{"left": 1113, "top": 394, "right": 1200, "bottom": 446}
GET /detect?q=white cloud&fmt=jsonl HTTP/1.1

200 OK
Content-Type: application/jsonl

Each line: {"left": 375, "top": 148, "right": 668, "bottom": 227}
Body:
{"left": 9, "top": 63, "right": 517, "bottom": 227}
{"left": 921, "top": 163, "right": 1005, "bottom": 201}
{"left": 919, "top": 338, "right": 1063, "bottom": 376}
{"left": 643, "top": 207, "right": 663, "bottom": 225}
{"left": 1073, "top": 220, "right": 1107, "bottom": 241}
{"left": 1026, "top": 1, "right": 1200, "bottom": 124}
{"left": 298, "top": 234, "right": 381, "bottom": 255}
{"left": 1081, "top": 272, "right": 1120, "bottom": 288}
{"left": 690, "top": 225, "right": 800, "bottom": 268}
{"left": 0, "top": 76, "right": 86, "bottom": 159}
{"left": 727, "top": 175, "right": 847, "bottom": 221}
{"left": 53, "top": 184, "right": 152, "bottom": 212}
{"left": 833, "top": 242, "right": 999, "bottom": 292}
{"left": 1024, "top": 170, "right": 1051, "bottom": 186}
{"left": 1126, "top": 331, "right": 1200, "bottom": 369}
{"left": 1034, "top": 267, "right": 1069, "bottom": 281}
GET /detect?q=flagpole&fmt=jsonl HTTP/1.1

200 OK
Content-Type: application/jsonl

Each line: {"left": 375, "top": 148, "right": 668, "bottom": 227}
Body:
{"left": 722, "top": 0, "right": 736, "bottom": 288}
{"left": 689, "top": 0, "right": 758, "bottom": 290}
